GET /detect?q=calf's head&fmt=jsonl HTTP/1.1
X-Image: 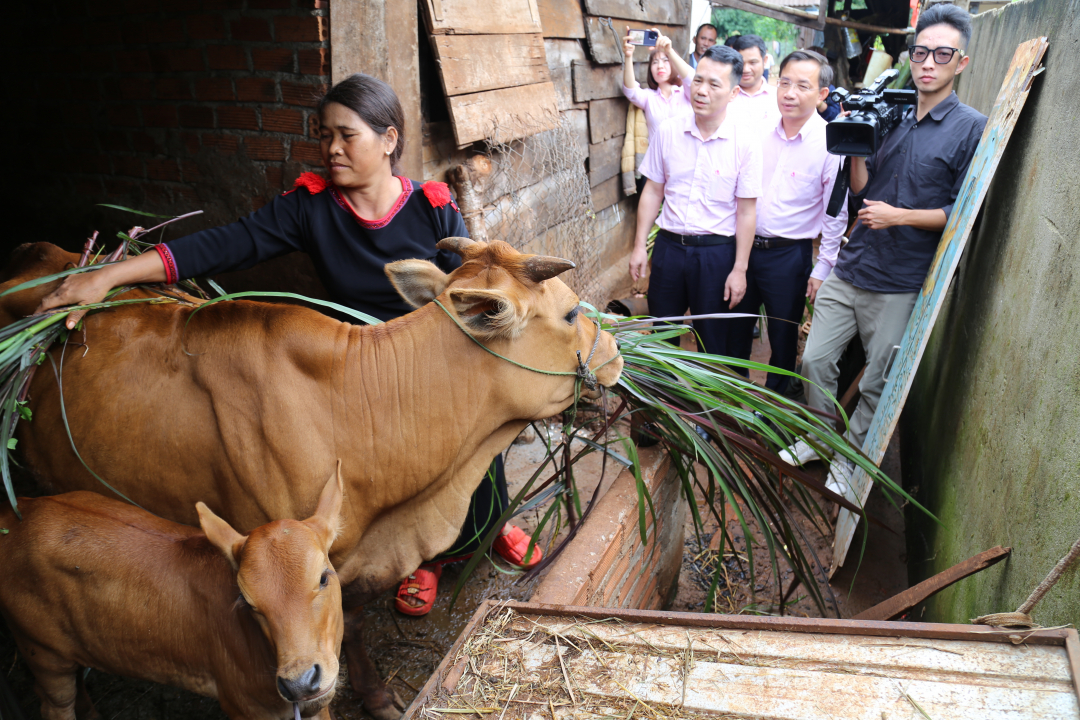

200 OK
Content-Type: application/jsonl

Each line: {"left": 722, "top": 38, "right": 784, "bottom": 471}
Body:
{"left": 387, "top": 238, "right": 624, "bottom": 417}
{"left": 197, "top": 463, "right": 345, "bottom": 714}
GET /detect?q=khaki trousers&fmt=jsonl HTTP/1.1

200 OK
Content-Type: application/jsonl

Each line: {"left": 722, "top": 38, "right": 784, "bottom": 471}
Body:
{"left": 802, "top": 275, "right": 917, "bottom": 447}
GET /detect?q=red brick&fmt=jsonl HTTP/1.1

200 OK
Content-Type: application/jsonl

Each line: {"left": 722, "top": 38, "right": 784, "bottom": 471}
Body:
{"left": 265, "top": 165, "right": 284, "bottom": 189}
{"left": 86, "top": 21, "right": 123, "bottom": 45}
{"left": 231, "top": 18, "right": 271, "bottom": 42}
{"left": 173, "top": 185, "right": 201, "bottom": 206}
{"left": 156, "top": 78, "right": 191, "bottom": 100}
{"left": 100, "top": 130, "right": 130, "bottom": 152}
{"left": 151, "top": 48, "right": 204, "bottom": 72}
{"left": 290, "top": 139, "right": 322, "bottom": 165}
{"left": 235, "top": 78, "right": 277, "bottom": 102}
{"left": 147, "top": 158, "right": 181, "bottom": 182}
{"left": 307, "top": 113, "right": 321, "bottom": 137}
{"left": 207, "top": 45, "right": 247, "bottom": 71}
{"left": 281, "top": 81, "right": 326, "bottom": 107}
{"left": 249, "top": 0, "right": 291, "bottom": 8}
{"left": 114, "top": 155, "right": 145, "bottom": 178}
{"left": 115, "top": 50, "right": 152, "bottom": 72}
{"left": 297, "top": 47, "right": 330, "bottom": 76}
{"left": 203, "top": 134, "right": 240, "bottom": 155}
{"left": 252, "top": 196, "right": 269, "bottom": 212}
{"left": 262, "top": 108, "right": 304, "bottom": 134}
{"left": 119, "top": 78, "right": 154, "bottom": 101}
{"left": 144, "top": 184, "right": 170, "bottom": 205}
{"left": 143, "top": 105, "right": 179, "bottom": 128}
{"left": 106, "top": 105, "right": 141, "bottom": 127}
{"left": 217, "top": 107, "right": 259, "bottom": 130}
{"left": 143, "top": 18, "right": 185, "bottom": 43}
{"left": 194, "top": 77, "right": 234, "bottom": 101}
{"left": 187, "top": 15, "right": 225, "bottom": 40}
{"left": 131, "top": 131, "right": 164, "bottom": 154}
{"left": 252, "top": 47, "right": 293, "bottom": 72}
{"left": 275, "top": 15, "right": 326, "bottom": 42}
{"left": 180, "top": 132, "right": 201, "bottom": 155}
{"left": 180, "top": 160, "right": 201, "bottom": 182}
{"left": 246, "top": 137, "right": 285, "bottom": 161}
{"left": 179, "top": 105, "right": 215, "bottom": 128}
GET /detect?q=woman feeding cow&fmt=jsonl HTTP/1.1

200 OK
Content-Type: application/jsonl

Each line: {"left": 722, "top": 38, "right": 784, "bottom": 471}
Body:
{"left": 35, "top": 73, "right": 542, "bottom": 618}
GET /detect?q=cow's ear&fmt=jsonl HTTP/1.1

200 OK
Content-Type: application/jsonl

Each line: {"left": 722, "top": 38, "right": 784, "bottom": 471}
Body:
{"left": 305, "top": 460, "right": 344, "bottom": 552}
{"left": 385, "top": 259, "right": 450, "bottom": 308}
{"left": 447, "top": 287, "right": 525, "bottom": 339}
{"left": 197, "top": 502, "right": 248, "bottom": 571}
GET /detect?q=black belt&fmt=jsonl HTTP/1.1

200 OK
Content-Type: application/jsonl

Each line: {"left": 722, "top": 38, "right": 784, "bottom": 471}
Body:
{"left": 753, "top": 235, "right": 814, "bottom": 249}
{"left": 660, "top": 230, "right": 734, "bottom": 247}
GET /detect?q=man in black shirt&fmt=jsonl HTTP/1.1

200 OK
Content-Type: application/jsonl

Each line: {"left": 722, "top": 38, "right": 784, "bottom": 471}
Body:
{"left": 784, "top": 4, "right": 987, "bottom": 495}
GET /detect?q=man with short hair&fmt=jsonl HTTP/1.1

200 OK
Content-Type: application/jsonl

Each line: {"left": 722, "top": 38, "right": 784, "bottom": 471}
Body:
{"left": 629, "top": 45, "right": 762, "bottom": 356}
{"left": 728, "top": 50, "right": 847, "bottom": 396}
{"left": 687, "top": 23, "right": 718, "bottom": 68}
{"left": 727, "top": 34, "right": 779, "bottom": 126}
{"left": 790, "top": 4, "right": 987, "bottom": 493}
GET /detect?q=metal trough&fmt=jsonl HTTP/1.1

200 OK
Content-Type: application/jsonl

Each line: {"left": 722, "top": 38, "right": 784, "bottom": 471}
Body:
{"left": 404, "top": 600, "right": 1080, "bottom": 719}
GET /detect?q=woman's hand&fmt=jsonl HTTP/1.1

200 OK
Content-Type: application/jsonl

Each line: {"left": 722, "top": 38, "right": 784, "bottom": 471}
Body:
{"left": 655, "top": 33, "right": 672, "bottom": 54}
{"left": 34, "top": 251, "right": 169, "bottom": 329}
{"left": 623, "top": 28, "right": 636, "bottom": 59}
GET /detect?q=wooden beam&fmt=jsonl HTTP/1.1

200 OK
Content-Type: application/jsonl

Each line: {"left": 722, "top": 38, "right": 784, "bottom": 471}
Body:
{"left": 591, "top": 174, "right": 622, "bottom": 212}
{"left": 853, "top": 546, "right": 1011, "bottom": 622}
{"left": 583, "top": 0, "right": 690, "bottom": 26}
{"left": 573, "top": 60, "right": 647, "bottom": 102}
{"left": 584, "top": 17, "right": 691, "bottom": 65}
{"left": 831, "top": 37, "right": 1051, "bottom": 573}
{"left": 421, "top": 0, "right": 541, "bottom": 35}
{"left": 537, "top": 0, "right": 586, "bottom": 38}
{"left": 588, "top": 97, "right": 629, "bottom": 145}
{"left": 588, "top": 134, "right": 623, "bottom": 187}
{"left": 432, "top": 34, "right": 550, "bottom": 96}
{"left": 447, "top": 82, "right": 560, "bottom": 146}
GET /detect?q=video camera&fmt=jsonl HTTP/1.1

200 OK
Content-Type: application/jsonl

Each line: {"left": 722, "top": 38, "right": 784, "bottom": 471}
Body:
{"left": 825, "top": 69, "right": 917, "bottom": 157}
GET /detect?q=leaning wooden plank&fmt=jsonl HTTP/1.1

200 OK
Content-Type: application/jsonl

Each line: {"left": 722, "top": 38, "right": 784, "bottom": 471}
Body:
{"left": 432, "top": 33, "right": 550, "bottom": 96}
{"left": 573, "top": 60, "right": 647, "bottom": 102}
{"left": 537, "top": 0, "right": 585, "bottom": 38}
{"left": 831, "top": 37, "right": 1050, "bottom": 573}
{"left": 588, "top": 97, "right": 629, "bottom": 144}
{"left": 589, "top": 134, "right": 623, "bottom": 187}
{"left": 583, "top": 0, "right": 690, "bottom": 26}
{"left": 591, "top": 174, "right": 622, "bottom": 211}
{"left": 447, "top": 82, "right": 559, "bottom": 146}
{"left": 420, "top": 0, "right": 540, "bottom": 35}
{"left": 584, "top": 17, "right": 691, "bottom": 65}
{"left": 853, "top": 545, "right": 1011, "bottom": 621}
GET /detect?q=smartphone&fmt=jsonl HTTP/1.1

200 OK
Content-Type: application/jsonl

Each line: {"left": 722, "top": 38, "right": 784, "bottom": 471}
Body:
{"left": 628, "top": 29, "right": 658, "bottom": 47}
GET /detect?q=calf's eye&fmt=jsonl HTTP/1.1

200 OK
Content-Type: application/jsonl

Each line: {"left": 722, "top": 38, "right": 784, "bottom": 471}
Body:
{"left": 320, "top": 570, "right": 330, "bottom": 588}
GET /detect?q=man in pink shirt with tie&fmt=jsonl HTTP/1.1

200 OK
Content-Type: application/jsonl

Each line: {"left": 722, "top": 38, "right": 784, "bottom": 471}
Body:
{"left": 729, "top": 49, "right": 848, "bottom": 395}
{"left": 629, "top": 45, "right": 762, "bottom": 356}
{"left": 727, "top": 34, "right": 780, "bottom": 127}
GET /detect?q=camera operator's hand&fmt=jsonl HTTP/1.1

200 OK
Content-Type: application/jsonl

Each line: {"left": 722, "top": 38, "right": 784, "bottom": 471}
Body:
{"left": 857, "top": 199, "right": 906, "bottom": 230}
{"left": 806, "top": 277, "right": 823, "bottom": 304}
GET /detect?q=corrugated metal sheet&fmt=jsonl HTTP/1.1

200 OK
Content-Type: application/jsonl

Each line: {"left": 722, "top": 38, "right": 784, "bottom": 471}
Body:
{"left": 406, "top": 601, "right": 1080, "bottom": 719}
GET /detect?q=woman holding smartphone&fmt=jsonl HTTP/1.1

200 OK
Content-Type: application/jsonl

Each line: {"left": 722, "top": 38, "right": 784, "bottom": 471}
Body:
{"left": 621, "top": 29, "right": 696, "bottom": 137}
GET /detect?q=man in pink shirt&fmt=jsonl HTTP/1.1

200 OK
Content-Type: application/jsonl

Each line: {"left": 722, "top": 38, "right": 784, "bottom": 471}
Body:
{"left": 728, "top": 50, "right": 848, "bottom": 395}
{"left": 727, "top": 34, "right": 780, "bottom": 127}
{"left": 629, "top": 45, "right": 762, "bottom": 356}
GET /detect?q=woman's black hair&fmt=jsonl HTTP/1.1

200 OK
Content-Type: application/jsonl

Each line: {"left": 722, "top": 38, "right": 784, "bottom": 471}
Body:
{"left": 646, "top": 48, "right": 681, "bottom": 90}
{"left": 317, "top": 73, "right": 406, "bottom": 169}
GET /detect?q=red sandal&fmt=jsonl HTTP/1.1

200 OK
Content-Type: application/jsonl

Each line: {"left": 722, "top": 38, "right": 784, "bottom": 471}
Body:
{"left": 395, "top": 564, "right": 442, "bottom": 616}
{"left": 492, "top": 525, "right": 543, "bottom": 569}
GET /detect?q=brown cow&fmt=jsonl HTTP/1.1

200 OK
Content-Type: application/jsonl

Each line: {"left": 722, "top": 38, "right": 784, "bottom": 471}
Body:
{"left": 0, "top": 466, "right": 345, "bottom": 720}
{"left": 0, "top": 237, "right": 623, "bottom": 719}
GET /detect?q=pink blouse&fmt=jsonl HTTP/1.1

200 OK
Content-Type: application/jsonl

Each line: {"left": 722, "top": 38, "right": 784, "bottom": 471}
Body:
{"left": 621, "top": 82, "right": 693, "bottom": 138}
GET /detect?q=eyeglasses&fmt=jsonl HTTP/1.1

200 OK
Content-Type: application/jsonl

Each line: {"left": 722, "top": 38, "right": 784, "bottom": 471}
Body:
{"left": 777, "top": 79, "right": 816, "bottom": 93}
{"left": 908, "top": 45, "right": 965, "bottom": 64}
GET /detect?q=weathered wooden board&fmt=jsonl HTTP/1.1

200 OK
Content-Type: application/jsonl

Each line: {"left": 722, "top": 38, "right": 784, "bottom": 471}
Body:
{"left": 564, "top": 107, "right": 589, "bottom": 160}
{"left": 588, "top": 97, "right": 629, "bottom": 144}
{"left": 537, "top": 0, "right": 585, "bottom": 38}
{"left": 447, "top": 82, "right": 560, "bottom": 146}
{"left": 573, "top": 60, "right": 647, "bottom": 102}
{"left": 588, "top": 134, "right": 623, "bottom": 187}
{"left": 584, "top": 17, "right": 691, "bottom": 65}
{"left": 583, "top": 0, "right": 690, "bottom": 26}
{"left": 591, "top": 173, "right": 622, "bottom": 211}
{"left": 405, "top": 602, "right": 1080, "bottom": 720}
{"left": 421, "top": 0, "right": 541, "bottom": 35}
{"left": 432, "top": 33, "right": 549, "bottom": 96}
{"left": 546, "top": 39, "right": 589, "bottom": 111}
{"left": 831, "top": 37, "right": 1051, "bottom": 572}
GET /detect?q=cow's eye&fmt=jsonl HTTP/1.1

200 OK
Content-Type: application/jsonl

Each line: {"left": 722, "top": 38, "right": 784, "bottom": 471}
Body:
{"left": 565, "top": 306, "right": 579, "bottom": 324}
{"left": 320, "top": 570, "right": 330, "bottom": 588}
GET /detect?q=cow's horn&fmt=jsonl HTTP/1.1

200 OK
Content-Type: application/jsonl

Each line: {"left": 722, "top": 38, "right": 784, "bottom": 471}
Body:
{"left": 436, "top": 236, "right": 477, "bottom": 257}
{"left": 523, "top": 255, "right": 576, "bottom": 283}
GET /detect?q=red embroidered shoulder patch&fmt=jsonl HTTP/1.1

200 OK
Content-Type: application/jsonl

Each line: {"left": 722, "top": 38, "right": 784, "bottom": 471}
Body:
{"left": 422, "top": 181, "right": 453, "bottom": 209}
{"left": 291, "top": 172, "right": 328, "bottom": 195}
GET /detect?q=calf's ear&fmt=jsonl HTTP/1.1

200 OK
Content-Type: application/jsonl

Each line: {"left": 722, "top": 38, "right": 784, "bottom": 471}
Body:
{"left": 197, "top": 502, "right": 248, "bottom": 571}
{"left": 385, "top": 259, "right": 450, "bottom": 308}
{"left": 447, "top": 287, "right": 526, "bottom": 339}
{"left": 305, "top": 459, "right": 344, "bottom": 552}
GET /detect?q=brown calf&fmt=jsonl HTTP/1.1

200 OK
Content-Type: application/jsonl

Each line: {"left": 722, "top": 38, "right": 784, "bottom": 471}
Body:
{"left": 0, "top": 467, "right": 345, "bottom": 720}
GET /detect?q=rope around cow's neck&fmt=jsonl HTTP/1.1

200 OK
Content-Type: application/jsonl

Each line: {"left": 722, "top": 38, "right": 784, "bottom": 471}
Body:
{"left": 431, "top": 298, "right": 620, "bottom": 392}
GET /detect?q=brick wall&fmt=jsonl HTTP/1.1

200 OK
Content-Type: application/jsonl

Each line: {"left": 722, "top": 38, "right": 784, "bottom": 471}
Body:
{"left": 531, "top": 447, "right": 688, "bottom": 610}
{"left": 2, "top": 0, "right": 330, "bottom": 256}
